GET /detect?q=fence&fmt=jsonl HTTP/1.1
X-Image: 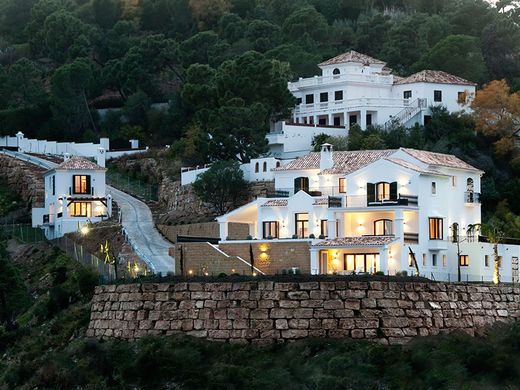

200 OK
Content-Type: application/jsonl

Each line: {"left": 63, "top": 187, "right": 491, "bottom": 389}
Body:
{"left": 0, "top": 222, "right": 46, "bottom": 243}
{"left": 106, "top": 168, "right": 159, "bottom": 202}
{"left": 53, "top": 236, "right": 116, "bottom": 283}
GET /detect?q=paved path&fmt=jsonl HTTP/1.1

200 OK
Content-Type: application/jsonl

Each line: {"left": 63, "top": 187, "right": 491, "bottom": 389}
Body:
{"left": 0, "top": 150, "right": 174, "bottom": 274}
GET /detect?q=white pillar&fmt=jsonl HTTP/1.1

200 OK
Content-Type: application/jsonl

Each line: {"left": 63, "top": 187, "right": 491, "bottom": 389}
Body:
{"left": 328, "top": 113, "right": 333, "bottom": 126}
{"left": 129, "top": 139, "right": 139, "bottom": 149}
{"left": 107, "top": 194, "right": 113, "bottom": 217}
{"left": 313, "top": 115, "right": 318, "bottom": 125}
{"left": 380, "top": 247, "right": 389, "bottom": 274}
{"left": 327, "top": 211, "right": 337, "bottom": 238}
{"left": 310, "top": 248, "right": 320, "bottom": 275}
{"left": 219, "top": 221, "right": 228, "bottom": 241}
{"left": 394, "top": 209, "right": 404, "bottom": 243}
{"left": 360, "top": 109, "right": 367, "bottom": 130}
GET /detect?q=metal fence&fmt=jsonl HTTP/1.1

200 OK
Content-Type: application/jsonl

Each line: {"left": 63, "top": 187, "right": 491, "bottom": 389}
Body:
{"left": 0, "top": 222, "right": 46, "bottom": 243}
{"left": 106, "top": 168, "right": 159, "bottom": 202}
{"left": 53, "top": 236, "right": 116, "bottom": 283}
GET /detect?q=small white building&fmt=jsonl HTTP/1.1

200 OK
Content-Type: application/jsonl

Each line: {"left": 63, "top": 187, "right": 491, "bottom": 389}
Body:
{"left": 32, "top": 153, "right": 112, "bottom": 239}
{"left": 268, "top": 51, "right": 477, "bottom": 158}
{"left": 216, "top": 145, "right": 520, "bottom": 283}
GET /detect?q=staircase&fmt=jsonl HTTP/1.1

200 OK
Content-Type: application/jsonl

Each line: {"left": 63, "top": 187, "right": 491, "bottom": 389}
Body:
{"left": 384, "top": 98, "right": 427, "bottom": 131}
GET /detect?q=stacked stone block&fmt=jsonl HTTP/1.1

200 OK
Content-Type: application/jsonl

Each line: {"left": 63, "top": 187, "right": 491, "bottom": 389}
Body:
{"left": 87, "top": 280, "right": 520, "bottom": 345}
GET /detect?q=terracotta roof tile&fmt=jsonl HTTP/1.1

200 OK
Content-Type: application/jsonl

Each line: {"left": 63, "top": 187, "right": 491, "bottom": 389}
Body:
{"left": 261, "top": 199, "right": 288, "bottom": 207}
{"left": 319, "top": 50, "right": 386, "bottom": 67}
{"left": 395, "top": 70, "right": 475, "bottom": 86}
{"left": 384, "top": 157, "right": 448, "bottom": 176}
{"left": 313, "top": 236, "right": 397, "bottom": 247}
{"left": 55, "top": 156, "right": 104, "bottom": 171}
{"left": 400, "top": 148, "right": 479, "bottom": 171}
{"left": 273, "top": 149, "right": 396, "bottom": 174}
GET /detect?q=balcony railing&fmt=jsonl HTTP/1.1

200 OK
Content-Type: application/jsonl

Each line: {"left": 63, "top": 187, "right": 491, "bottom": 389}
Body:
{"left": 293, "top": 97, "right": 411, "bottom": 116}
{"left": 288, "top": 73, "right": 394, "bottom": 90}
{"left": 464, "top": 191, "right": 481, "bottom": 204}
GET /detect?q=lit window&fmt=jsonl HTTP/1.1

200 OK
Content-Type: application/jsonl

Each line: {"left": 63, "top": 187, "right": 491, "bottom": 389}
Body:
{"left": 431, "top": 182, "right": 436, "bottom": 195}
{"left": 295, "top": 213, "right": 309, "bottom": 238}
{"left": 377, "top": 182, "right": 390, "bottom": 201}
{"left": 320, "top": 220, "right": 328, "bottom": 237}
{"left": 408, "top": 254, "right": 414, "bottom": 267}
{"left": 429, "top": 218, "right": 443, "bottom": 240}
{"left": 338, "top": 178, "right": 346, "bottom": 193}
{"left": 374, "top": 219, "right": 392, "bottom": 235}
{"left": 73, "top": 175, "right": 90, "bottom": 194}
{"left": 70, "top": 202, "right": 92, "bottom": 217}
{"left": 459, "top": 255, "right": 469, "bottom": 267}
{"left": 262, "top": 221, "right": 278, "bottom": 238}
{"left": 442, "top": 254, "right": 447, "bottom": 267}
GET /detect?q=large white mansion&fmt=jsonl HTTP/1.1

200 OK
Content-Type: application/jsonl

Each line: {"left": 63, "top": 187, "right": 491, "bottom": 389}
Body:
{"left": 268, "top": 51, "right": 476, "bottom": 158}
{"left": 217, "top": 145, "right": 519, "bottom": 283}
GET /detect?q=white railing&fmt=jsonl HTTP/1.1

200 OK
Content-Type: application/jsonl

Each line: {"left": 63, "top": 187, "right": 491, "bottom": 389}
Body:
{"left": 293, "top": 97, "right": 411, "bottom": 116}
{"left": 289, "top": 73, "right": 394, "bottom": 89}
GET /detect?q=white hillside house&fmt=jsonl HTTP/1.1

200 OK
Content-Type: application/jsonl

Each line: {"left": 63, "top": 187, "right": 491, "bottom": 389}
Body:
{"left": 268, "top": 51, "right": 477, "bottom": 158}
{"left": 217, "top": 145, "right": 520, "bottom": 283}
{"left": 32, "top": 152, "right": 112, "bottom": 239}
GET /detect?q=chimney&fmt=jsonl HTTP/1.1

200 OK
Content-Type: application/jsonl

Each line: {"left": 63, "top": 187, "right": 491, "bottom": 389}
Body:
{"left": 97, "top": 147, "right": 106, "bottom": 168}
{"left": 129, "top": 139, "right": 139, "bottom": 149}
{"left": 63, "top": 153, "right": 71, "bottom": 162}
{"left": 320, "top": 143, "right": 334, "bottom": 171}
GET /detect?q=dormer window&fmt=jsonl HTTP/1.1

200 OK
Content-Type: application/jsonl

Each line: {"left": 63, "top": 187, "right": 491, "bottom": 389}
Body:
{"left": 73, "top": 175, "right": 91, "bottom": 194}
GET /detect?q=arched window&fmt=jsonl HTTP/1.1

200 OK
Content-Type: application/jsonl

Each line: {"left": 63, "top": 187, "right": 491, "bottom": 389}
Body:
{"left": 466, "top": 178, "right": 474, "bottom": 192}
{"left": 263, "top": 162, "right": 267, "bottom": 172}
{"left": 333, "top": 68, "right": 340, "bottom": 76}
{"left": 276, "top": 161, "right": 281, "bottom": 168}
{"left": 374, "top": 219, "right": 393, "bottom": 236}
{"left": 294, "top": 177, "right": 309, "bottom": 193}
{"left": 255, "top": 162, "right": 259, "bottom": 173}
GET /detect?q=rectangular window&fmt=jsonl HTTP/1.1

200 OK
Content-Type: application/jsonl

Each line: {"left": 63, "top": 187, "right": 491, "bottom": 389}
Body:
{"left": 403, "top": 90, "right": 412, "bottom": 99}
{"left": 457, "top": 91, "right": 465, "bottom": 103}
{"left": 262, "top": 221, "right": 279, "bottom": 239}
{"left": 408, "top": 254, "right": 414, "bottom": 267}
{"left": 431, "top": 182, "right": 436, "bottom": 195}
{"left": 338, "top": 178, "right": 346, "bottom": 193}
{"left": 442, "top": 254, "right": 447, "bottom": 267}
{"left": 349, "top": 115, "right": 357, "bottom": 126}
{"left": 334, "top": 90, "right": 343, "bottom": 101}
{"left": 452, "top": 176, "right": 457, "bottom": 187}
{"left": 422, "top": 253, "right": 427, "bottom": 266}
{"left": 295, "top": 213, "right": 309, "bottom": 238}
{"left": 333, "top": 116, "right": 341, "bottom": 126}
{"left": 320, "top": 92, "right": 328, "bottom": 102}
{"left": 432, "top": 253, "right": 437, "bottom": 267}
{"left": 296, "top": 97, "right": 302, "bottom": 105}
{"left": 318, "top": 118, "right": 326, "bottom": 125}
{"left": 485, "top": 255, "right": 489, "bottom": 267}
{"left": 366, "top": 114, "right": 372, "bottom": 126}
{"left": 305, "top": 94, "right": 314, "bottom": 104}
{"left": 320, "top": 220, "right": 328, "bottom": 237}
{"left": 434, "top": 90, "right": 442, "bottom": 102}
{"left": 51, "top": 175, "right": 55, "bottom": 196}
{"left": 70, "top": 202, "right": 92, "bottom": 217}
{"left": 429, "top": 218, "right": 443, "bottom": 240}
{"left": 73, "top": 175, "right": 90, "bottom": 194}
{"left": 376, "top": 182, "right": 390, "bottom": 201}
{"left": 459, "top": 255, "right": 469, "bottom": 267}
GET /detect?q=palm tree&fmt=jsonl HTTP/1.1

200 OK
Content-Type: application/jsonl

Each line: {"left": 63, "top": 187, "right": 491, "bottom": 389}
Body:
{"left": 483, "top": 222, "right": 505, "bottom": 284}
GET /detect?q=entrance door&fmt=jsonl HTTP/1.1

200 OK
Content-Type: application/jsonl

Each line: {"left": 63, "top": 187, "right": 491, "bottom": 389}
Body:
{"left": 320, "top": 251, "right": 328, "bottom": 274}
{"left": 513, "top": 257, "right": 519, "bottom": 283}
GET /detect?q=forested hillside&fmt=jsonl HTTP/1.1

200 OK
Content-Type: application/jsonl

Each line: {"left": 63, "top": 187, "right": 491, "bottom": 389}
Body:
{"left": 1, "top": 0, "right": 520, "bottom": 233}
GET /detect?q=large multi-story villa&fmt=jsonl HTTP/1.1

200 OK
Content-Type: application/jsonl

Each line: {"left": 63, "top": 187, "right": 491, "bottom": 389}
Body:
{"left": 268, "top": 51, "right": 476, "bottom": 158}
{"left": 215, "top": 145, "right": 519, "bottom": 282}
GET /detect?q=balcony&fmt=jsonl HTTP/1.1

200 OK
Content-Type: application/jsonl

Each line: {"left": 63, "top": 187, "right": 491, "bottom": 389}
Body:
{"left": 292, "top": 97, "right": 411, "bottom": 116}
{"left": 344, "top": 194, "right": 418, "bottom": 208}
{"left": 288, "top": 73, "right": 394, "bottom": 90}
{"left": 464, "top": 191, "right": 481, "bottom": 205}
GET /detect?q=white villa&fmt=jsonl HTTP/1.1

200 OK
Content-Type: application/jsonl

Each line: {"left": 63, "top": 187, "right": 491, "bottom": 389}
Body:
{"left": 32, "top": 151, "right": 112, "bottom": 239}
{"left": 216, "top": 145, "right": 520, "bottom": 283}
{"left": 268, "top": 50, "right": 476, "bottom": 158}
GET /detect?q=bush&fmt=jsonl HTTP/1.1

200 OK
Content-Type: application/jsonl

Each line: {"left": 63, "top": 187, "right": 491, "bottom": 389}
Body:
{"left": 218, "top": 273, "right": 227, "bottom": 278}
{"left": 309, "top": 234, "right": 315, "bottom": 239}
{"left": 246, "top": 235, "right": 253, "bottom": 240}
{"left": 76, "top": 268, "right": 98, "bottom": 300}
{"left": 319, "top": 234, "right": 325, "bottom": 239}
{"left": 292, "top": 234, "right": 298, "bottom": 239}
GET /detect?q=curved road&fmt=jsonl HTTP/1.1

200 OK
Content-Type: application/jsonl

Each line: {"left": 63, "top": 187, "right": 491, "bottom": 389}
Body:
{"left": 1, "top": 150, "right": 174, "bottom": 275}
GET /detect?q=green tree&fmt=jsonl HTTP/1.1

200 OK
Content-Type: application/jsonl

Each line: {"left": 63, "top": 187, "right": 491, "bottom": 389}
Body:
{"left": 192, "top": 160, "right": 248, "bottom": 214}
{"left": 2, "top": 58, "right": 47, "bottom": 108}
{"left": 282, "top": 5, "right": 328, "bottom": 44}
{"left": 92, "top": 0, "right": 121, "bottom": 29}
{"left": 412, "top": 35, "right": 488, "bottom": 84}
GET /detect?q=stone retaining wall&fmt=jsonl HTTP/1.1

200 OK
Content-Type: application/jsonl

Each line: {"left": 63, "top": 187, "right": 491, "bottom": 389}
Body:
{"left": 157, "top": 222, "right": 249, "bottom": 243}
{"left": 0, "top": 155, "right": 45, "bottom": 207}
{"left": 87, "top": 280, "right": 520, "bottom": 345}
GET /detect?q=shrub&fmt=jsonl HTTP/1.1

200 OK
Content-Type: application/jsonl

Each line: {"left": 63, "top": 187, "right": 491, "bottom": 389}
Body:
{"left": 246, "top": 235, "right": 253, "bottom": 240}
{"left": 76, "top": 268, "right": 98, "bottom": 300}
{"left": 319, "top": 234, "right": 325, "bottom": 239}
{"left": 292, "top": 234, "right": 298, "bottom": 239}
{"left": 218, "top": 273, "right": 227, "bottom": 278}
{"left": 309, "top": 234, "right": 315, "bottom": 239}
{"left": 267, "top": 235, "right": 273, "bottom": 240}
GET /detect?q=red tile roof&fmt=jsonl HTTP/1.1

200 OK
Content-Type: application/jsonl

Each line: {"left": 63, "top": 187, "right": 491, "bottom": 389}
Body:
{"left": 394, "top": 70, "right": 475, "bottom": 86}
{"left": 400, "top": 149, "right": 479, "bottom": 171}
{"left": 314, "top": 236, "right": 397, "bottom": 247}
{"left": 273, "top": 149, "right": 396, "bottom": 174}
{"left": 261, "top": 199, "right": 288, "bottom": 207}
{"left": 384, "top": 157, "right": 448, "bottom": 176}
{"left": 55, "top": 156, "right": 104, "bottom": 171}
{"left": 319, "top": 50, "right": 386, "bottom": 67}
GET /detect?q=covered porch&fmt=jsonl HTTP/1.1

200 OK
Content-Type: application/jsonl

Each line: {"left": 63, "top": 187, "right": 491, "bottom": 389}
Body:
{"left": 310, "top": 236, "right": 400, "bottom": 275}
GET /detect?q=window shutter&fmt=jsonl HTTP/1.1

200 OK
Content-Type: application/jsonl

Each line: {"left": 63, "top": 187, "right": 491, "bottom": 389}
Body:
{"left": 86, "top": 176, "right": 91, "bottom": 195}
{"left": 367, "top": 183, "right": 375, "bottom": 205}
{"left": 390, "top": 182, "right": 397, "bottom": 200}
{"left": 294, "top": 177, "right": 301, "bottom": 193}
